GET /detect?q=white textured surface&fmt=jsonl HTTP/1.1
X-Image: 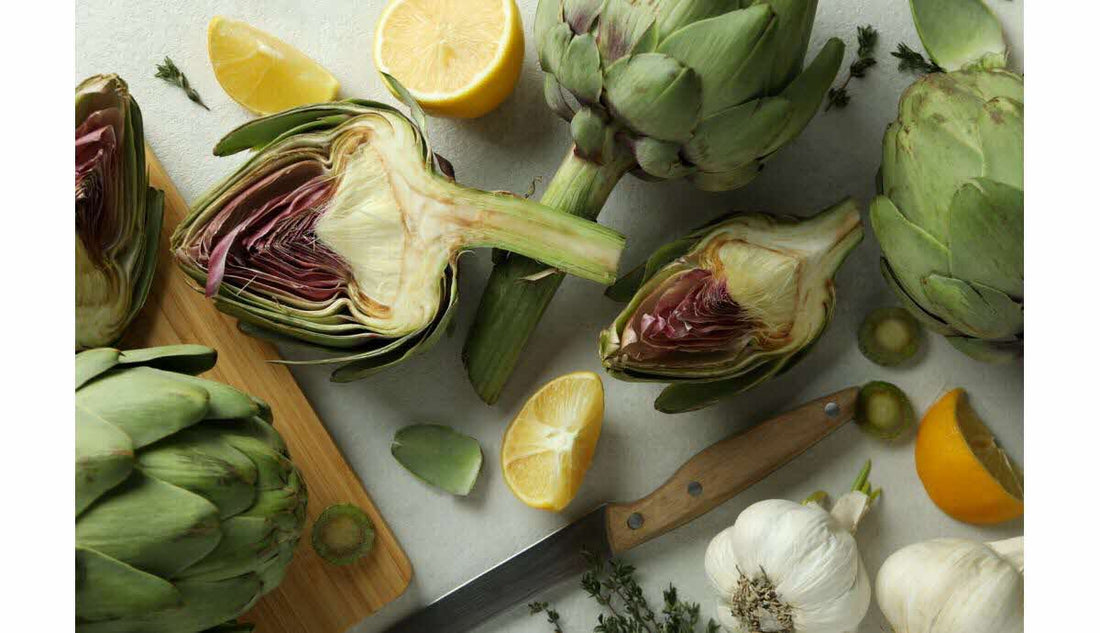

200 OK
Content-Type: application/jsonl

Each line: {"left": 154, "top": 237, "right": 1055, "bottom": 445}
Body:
{"left": 76, "top": 2, "right": 1025, "bottom": 632}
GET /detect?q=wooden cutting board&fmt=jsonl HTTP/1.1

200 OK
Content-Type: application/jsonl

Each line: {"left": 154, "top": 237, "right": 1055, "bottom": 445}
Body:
{"left": 120, "top": 149, "right": 412, "bottom": 633}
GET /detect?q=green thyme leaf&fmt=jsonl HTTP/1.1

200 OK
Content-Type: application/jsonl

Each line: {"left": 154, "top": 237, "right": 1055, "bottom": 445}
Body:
{"left": 154, "top": 57, "right": 210, "bottom": 110}
{"left": 892, "top": 43, "right": 944, "bottom": 74}
{"left": 827, "top": 25, "right": 879, "bottom": 111}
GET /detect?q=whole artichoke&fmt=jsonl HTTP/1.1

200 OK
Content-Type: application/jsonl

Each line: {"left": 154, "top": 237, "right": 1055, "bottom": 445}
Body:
{"left": 872, "top": 0, "right": 1023, "bottom": 362}
{"left": 76, "top": 75, "right": 164, "bottom": 350}
{"left": 600, "top": 199, "right": 863, "bottom": 413}
{"left": 76, "top": 345, "right": 307, "bottom": 633}
{"left": 173, "top": 100, "right": 624, "bottom": 382}
{"left": 465, "top": 0, "right": 845, "bottom": 404}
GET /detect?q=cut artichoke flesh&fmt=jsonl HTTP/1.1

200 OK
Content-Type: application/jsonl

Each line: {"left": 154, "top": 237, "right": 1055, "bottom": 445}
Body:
{"left": 173, "top": 101, "right": 625, "bottom": 377}
{"left": 600, "top": 199, "right": 863, "bottom": 411}
{"left": 311, "top": 504, "right": 375, "bottom": 566}
{"left": 76, "top": 74, "right": 164, "bottom": 350}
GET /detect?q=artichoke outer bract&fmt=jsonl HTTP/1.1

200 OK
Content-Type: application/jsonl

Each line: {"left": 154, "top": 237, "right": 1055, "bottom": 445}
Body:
{"left": 873, "top": 0, "right": 1023, "bottom": 362}
{"left": 600, "top": 199, "right": 863, "bottom": 413}
{"left": 172, "top": 100, "right": 625, "bottom": 381}
{"left": 76, "top": 75, "right": 164, "bottom": 350}
{"left": 75, "top": 345, "right": 308, "bottom": 633}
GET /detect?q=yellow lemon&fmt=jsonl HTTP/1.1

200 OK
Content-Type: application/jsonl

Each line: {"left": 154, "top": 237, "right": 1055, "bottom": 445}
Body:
{"left": 373, "top": 0, "right": 524, "bottom": 118}
{"left": 208, "top": 16, "right": 340, "bottom": 115}
{"left": 915, "top": 389, "right": 1023, "bottom": 524}
{"left": 501, "top": 372, "right": 604, "bottom": 511}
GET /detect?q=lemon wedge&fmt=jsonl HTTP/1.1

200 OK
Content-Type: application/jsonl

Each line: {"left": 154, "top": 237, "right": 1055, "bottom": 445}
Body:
{"left": 501, "top": 372, "right": 604, "bottom": 511}
{"left": 208, "top": 16, "right": 340, "bottom": 115}
{"left": 373, "top": 0, "right": 524, "bottom": 118}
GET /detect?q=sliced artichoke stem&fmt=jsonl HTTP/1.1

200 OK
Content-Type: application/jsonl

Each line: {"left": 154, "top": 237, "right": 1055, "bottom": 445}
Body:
{"left": 311, "top": 504, "right": 375, "bottom": 566}
{"left": 855, "top": 381, "right": 916, "bottom": 440}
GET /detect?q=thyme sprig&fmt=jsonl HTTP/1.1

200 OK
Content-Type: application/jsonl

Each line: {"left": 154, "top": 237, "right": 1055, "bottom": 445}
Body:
{"left": 827, "top": 25, "right": 879, "bottom": 110}
{"left": 529, "top": 552, "right": 720, "bottom": 633}
{"left": 891, "top": 43, "right": 943, "bottom": 75}
{"left": 154, "top": 57, "right": 210, "bottom": 110}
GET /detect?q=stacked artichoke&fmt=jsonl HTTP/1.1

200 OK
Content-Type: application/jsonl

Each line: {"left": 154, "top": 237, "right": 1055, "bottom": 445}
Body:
{"left": 76, "top": 345, "right": 307, "bottom": 633}
{"left": 174, "top": 100, "right": 624, "bottom": 382}
{"left": 872, "top": 0, "right": 1023, "bottom": 361}
{"left": 601, "top": 199, "right": 863, "bottom": 413}
{"left": 76, "top": 75, "right": 164, "bottom": 350}
{"left": 465, "top": 0, "right": 845, "bottom": 403}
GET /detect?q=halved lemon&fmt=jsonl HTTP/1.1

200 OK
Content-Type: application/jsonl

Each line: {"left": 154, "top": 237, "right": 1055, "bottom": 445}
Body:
{"left": 373, "top": 0, "right": 524, "bottom": 118}
{"left": 208, "top": 16, "right": 340, "bottom": 115}
{"left": 501, "top": 372, "right": 604, "bottom": 511}
{"left": 915, "top": 389, "right": 1023, "bottom": 524}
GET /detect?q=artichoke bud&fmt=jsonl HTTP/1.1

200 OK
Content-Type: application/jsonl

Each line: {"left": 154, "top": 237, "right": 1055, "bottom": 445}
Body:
{"left": 600, "top": 199, "right": 863, "bottom": 410}
{"left": 173, "top": 102, "right": 624, "bottom": 380}
{"left": 75, "top": 74, "right": 164, "bottom": 350}
{"left": 571, "top": 106, "right": 610, "bottom": 159}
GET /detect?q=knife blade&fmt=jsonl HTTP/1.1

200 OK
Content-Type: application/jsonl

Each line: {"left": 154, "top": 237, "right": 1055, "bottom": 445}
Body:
{"left": 383, "top": 387, "right": 858, "bottom": 633}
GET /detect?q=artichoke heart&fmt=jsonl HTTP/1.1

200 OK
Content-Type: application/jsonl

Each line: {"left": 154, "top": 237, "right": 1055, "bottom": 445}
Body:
{"left": 173, "top": 101, "right": 625, "bottom": 381}
{"left": 76, "top": 74, "right": 164, "bottom": 350}
{"left": 601, "top": 199, "right": 863, "bottom": 413}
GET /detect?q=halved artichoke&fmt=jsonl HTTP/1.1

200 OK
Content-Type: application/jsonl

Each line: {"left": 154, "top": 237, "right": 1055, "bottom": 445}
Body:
{"left": 76, "top": 75, "right": 164, "bottom": 350}
{"left": 600, "top": 199, "right": 863, "bottom": 413}
{"left": 173, "top": 100, "right": 625, "bottom": 381}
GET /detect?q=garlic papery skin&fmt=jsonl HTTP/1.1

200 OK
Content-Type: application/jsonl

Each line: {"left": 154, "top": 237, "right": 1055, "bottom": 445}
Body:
{"left": 705, "top": 465, "right": 879, "bottom": 633}
{"left": 875, "top": 537, "right": 1023, "bottom": 633}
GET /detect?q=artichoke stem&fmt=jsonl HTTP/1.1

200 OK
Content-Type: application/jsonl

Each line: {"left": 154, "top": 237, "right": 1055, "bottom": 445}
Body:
{"left": 463, "top": 147, "right": 635, "bottom": 404}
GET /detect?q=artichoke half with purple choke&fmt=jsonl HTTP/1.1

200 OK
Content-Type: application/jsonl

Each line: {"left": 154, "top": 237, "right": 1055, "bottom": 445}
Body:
{"left": 76, "top": 75, "right": 164, "bottom": 350}
{"left": 600, "top": 199, "right": 863, "bottom": 413}
{"left": 172, "top": 100, "right": 625, "bottom": 381}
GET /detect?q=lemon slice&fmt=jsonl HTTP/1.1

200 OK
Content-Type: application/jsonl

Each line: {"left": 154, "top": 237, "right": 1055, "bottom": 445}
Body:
{"left": 915, "top": 389, "right": 1023, "bottom": 524}
{"left": 501, "top": 372, "right": 604, "bottom": 511}
{"left": 373, "top": 0, "right": 524, "bottom": 118}
{"left": 208, "top": 16, "right": 340, "bottom": 115}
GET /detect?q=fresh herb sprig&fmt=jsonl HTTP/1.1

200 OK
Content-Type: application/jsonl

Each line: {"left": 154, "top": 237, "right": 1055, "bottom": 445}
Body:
{"left": 891, "top": 43, "right": 944, "bottom": 75}
{"left": 154, "top": 57, "right": 210, "bottom": 110}
{"left": 529, "top": 552, "right": 720, "bottom": 633}
{"left": 827, "top": 25, "right": 879, "bottom": 110}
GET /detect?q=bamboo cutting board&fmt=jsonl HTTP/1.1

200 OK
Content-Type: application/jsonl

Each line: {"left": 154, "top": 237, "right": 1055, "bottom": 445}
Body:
{"left": 120, "top": 150, "right": 412, "bottom": 633}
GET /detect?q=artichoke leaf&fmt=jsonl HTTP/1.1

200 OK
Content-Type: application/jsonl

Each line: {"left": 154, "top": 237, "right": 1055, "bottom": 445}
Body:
{"left": 391, "top": 424, "right": 484, "bottom": 495}
{"left": 910, "top": 0, "right": 1007, "bottom": 71}
{"left": 77, "top": 368, "right": 213, "bottom": 448}
{"left": 656, "top": 0, "right": 746, "bottom": 43}
{"left": 76, "top": 472, "right": 222, "bottom": 579}
{"left": 76, "top": 406, "right": 135, "bottom": 516}
{"left": 596, "top": 0, "right": 658, "bottom": 62}
{"left": 175, "top": 515, "right": 277, "bottom": 582}
{"left": 947, "top": 335, "right": 1022, "bottom": 363}
{"left": 947, "top": 178, "right": 1023, "bottom": 298}
{"left": 605, "top": 233, "right": 699, "bottom": 302}
{"left": 539, "top": 22, "right": 574, "bottom": 75}
{"left": 922, "top": 275, "right": 1023, "bottom": 340}
{"left": 683, "top": 97, "right": 792, "bottom": 173}
{"left": 869, "top": 195, "right": 949, "bottom": 311}
{"left": 655, "top": 357, "right": 785, "bottom": 413}
{"left": 212, "top": 101, "right": 373, "bottom": 156}
{"left": 631, "top": 136, "right": 692, "bottom": 180}
{"left": 76, "top": 347, "right": 123, "bottom": 389}
{"left": 77, "top": 576, "right": 266, "bottom": 633}
{"left": 543, "top": 74, "right": 576, "bottom": 120}
{"left": 604, "top": 53, "right": 702, "bottom": 142}
{"left": 767, "top": 36, "right": 845, "bottom": 154}
{"left": 563, "top": 0, "right": 603, "bottom": 35}
{"left": 688, "top": 161, "right": 763, "bottom": 193}
{"left": 879, "top": 258, "right": 955, "bottom": 336}
{"left": 978, "top": 97, "right": 1024, "bottom": 189}
{"left": 763, "top": 0, "right": 821, "bottom": 88}
{"left": 76, "top": 546, "right": 181, "bottom": 623}
{"left": 117, "top": 344, "right": 218, "bottom": 376}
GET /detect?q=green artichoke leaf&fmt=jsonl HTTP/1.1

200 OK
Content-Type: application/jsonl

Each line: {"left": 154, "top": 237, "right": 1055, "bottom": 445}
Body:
{"left": 77, "top": 368, "right": 213, "bottom": 448}
{"left": 631, "top": 136, "right": 692, "bottom": 180}
{"left": 655, "top": 357, "right": 785, "bottom": 414}
{"left": 76, "top": 472, "right": 222, "bottom": 579}
{"left": 543, "top": 74, "right": 576, "bottom": 120}
{"left": 910, "top": 0, "right": 1007, "bottom": 72}
{"left": 391, "top": 424, "right": 484, "bottom": 495}
{"left": 656, "top": 3, "right": 774, "bottom": 115}
{"left": 137, "top": 427, "right": 259, "bottom": 519}
{"left": 878, "top": 258, "right": 955, "bottom": 336}
{"left": 688, "top": 161, "right": 763, "bottom": 193}
{"left": 604, "top": 53, "right": 702, "bottom": 142}
{"left": 947, "top": 178, "right": 1023, "bottom": 298}
{"left": 539, "top": 22, "right": 574, "bottom": 76}
{"left": 81, "top": 576, "right": 266, "bottom": 633}
{"left": 655, "top": 0, "right": 745, "bottom": 43}
{"left": 222, "top": 435, "right": 295, "bottom": 492}
{"left": 535, "top": 0, "right": 565, "bottom": 56}
{"left": 77, "top": 348, "right": 123, "bottom": 389}
{"left": 605, "top": 232, "right": 700, "bottom": 302}
{"left": 212, "top": 102, "right": 370, "bottom": 156}
{"left": 117, "top": 344, "right": 218, "bottom": 376}
{"left": 763, "top": 0, "right": 820, "bottom": 88}
{"left": 175, "top": 515, "right": 277, "bottom": 582}
{"left": 596, "top": 0, "right": 658, "bottom": 62}
{"left": 947, "top": 335, "right": 1022, "bottom": 363}
{"left": 571, "top": 106, "right": 609, "bottom": 158}
{"left": 76, "top": 406, "right": 135, "bottom": 516}
{"left": 563, "top": 0, "right": 603, "bottom": 34}
{"left": 922, "top": 275, "right": 1023, "bottom": 340}
{"left": 683, "top": 97, "right": 792, "bottom": 173}
{"left": 558, "top": 34, "right": 604, "bottom": 104}
{"left": 869, "top": 195, "right": 949, "bottom": 311}
{"left": 767, "top": 36, "right": 845, "bottom": 154}
{"left": 978, "top": 97, "right": 1024, "bottom": 189}
{"left": 76, "top": 546, "right": 181, "bottom": 623}
{"left": 157, "top": 371, "right": 261, "bottom": 420}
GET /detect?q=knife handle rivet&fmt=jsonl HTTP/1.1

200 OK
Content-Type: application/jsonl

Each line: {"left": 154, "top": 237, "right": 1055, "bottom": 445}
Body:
{"left": 627, "top": 512, "right": 644, "bottom": 530}
{"left": 687, "top": 481, "right": 703, "bottom": 497}
{"left": 824, "top": 402, "right": 840, "bottom": 418}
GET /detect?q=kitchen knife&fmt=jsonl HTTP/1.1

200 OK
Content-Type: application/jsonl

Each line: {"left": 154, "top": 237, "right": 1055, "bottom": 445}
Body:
{"left": 383, "top": 387, "right": 858, "bottom": 633}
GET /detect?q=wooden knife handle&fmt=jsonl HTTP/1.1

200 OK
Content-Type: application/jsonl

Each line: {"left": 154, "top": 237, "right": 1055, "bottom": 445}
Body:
{"left": 604, "top": 387, "right": 858, "bottom": 554}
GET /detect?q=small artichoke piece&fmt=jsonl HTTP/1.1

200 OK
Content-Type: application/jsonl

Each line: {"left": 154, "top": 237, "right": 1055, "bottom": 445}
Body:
{"left": 391, "top": 424, "right": 483, "bottom": 496}
{"left": 873, "top": 0, "right": 1023, "bottom": 362}
{"left": 600, "top": 199, "right": 864, "bottom": 413}
{"left": 311, "top": 504, "right": 375, "bottom": 566}
{"left": 76, "top": 74, "right": 164, "bottom": 350}
{"left": 859, "top": 307, "right": 923, "bottom": 366}
{"left": 856, "top": 381, "right": 916, "bottom": 440}
{"left": 172, "top": 101, "right": 625, "bottom": 381}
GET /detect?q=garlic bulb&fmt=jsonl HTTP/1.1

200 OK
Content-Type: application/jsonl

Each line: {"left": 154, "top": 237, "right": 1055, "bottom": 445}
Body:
{"left": 875, "top": 537, "right": 1023, "bottom": 633}
{"left": 705, "top": 462, "right": 878, "bottom": 633}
